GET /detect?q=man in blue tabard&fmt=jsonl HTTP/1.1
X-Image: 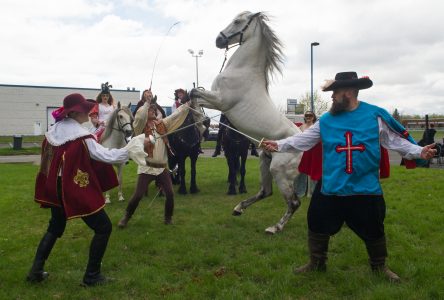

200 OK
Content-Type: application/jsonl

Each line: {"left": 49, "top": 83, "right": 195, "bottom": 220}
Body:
{"left": 262, "top": 72, "right": 436, "bottom": 282}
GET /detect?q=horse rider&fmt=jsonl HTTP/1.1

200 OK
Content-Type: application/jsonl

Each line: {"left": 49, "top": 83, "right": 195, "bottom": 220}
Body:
{"left": 118, "top": 99, "right": 191, "bottom": 227}
{"left": 134, "top": 89, "right": 166, "bottom": 119}
{"left": 28, "top": 93, "right": 148, "bottom": 286}
{"left": 89, "top": 82, "right": 116, "bottom": 140}
{"left": 173, "top": 88, "right": 205, "bottom": 154}
{"left": 261, "top": 71, "right": 436, "bottom": 283}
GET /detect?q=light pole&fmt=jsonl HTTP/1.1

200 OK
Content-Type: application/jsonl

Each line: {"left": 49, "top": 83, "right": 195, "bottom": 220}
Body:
{"left": 310, "top": 42, "right": 319, "bottom": 112}
{"left": 188, "top": 49, "right": 203, "bottom": 87}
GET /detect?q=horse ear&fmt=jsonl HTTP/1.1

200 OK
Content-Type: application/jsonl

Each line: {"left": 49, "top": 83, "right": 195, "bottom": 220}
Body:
{"left": 118, "top": 101, "right": 121, "bottom": 109}
{"left": 127, "top": 102, "right": 131, "bottom": 108}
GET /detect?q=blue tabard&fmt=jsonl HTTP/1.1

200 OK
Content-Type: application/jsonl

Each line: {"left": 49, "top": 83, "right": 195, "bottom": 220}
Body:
{"left": 320, "top": 102, "right": 383, "bottom": 196}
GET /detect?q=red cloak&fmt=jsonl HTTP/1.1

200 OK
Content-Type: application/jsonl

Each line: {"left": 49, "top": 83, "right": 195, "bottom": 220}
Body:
{"left": 34, "top": 136, "right": 118, "bottom": 219}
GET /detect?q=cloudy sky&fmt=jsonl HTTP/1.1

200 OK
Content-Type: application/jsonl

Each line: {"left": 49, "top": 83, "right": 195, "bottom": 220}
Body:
{"left": 1, "top": 0, "right": 443, "bottom": 115}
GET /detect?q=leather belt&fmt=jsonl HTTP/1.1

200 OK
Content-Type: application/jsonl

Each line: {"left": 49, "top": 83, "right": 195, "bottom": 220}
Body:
{"left": 146, "top": 161, "right": 167, "bottom": 168}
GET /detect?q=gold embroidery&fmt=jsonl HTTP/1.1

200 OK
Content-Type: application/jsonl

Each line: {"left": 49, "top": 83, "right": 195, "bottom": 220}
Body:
{"left": 73, "top": 169, "right": 89, "bottom": 187}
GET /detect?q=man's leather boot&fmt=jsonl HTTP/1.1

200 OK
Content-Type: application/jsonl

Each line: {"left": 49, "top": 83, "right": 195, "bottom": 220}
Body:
{"left": 365, "top": 236, "right": 401, "bottom": 283}
{"left": 212, "top": 144, "right": 221, "bottom": 157}
{"left": 82, "top": 233, "right": 110, "bottom": 287}
{"left": 26, "top": 232, "right": 58, "bottom": 282}
{"left": 250, "top": 144, "right": 259, "bottom": 157}
{"left": 294, "top": 230, "right": 329, "bottom": 273}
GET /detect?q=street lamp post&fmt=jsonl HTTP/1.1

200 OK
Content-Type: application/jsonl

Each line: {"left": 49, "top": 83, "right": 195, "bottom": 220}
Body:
{"left": 310, "top": 42, "right": 320, "bottom": 112}
{"left": 188, "top": 49, "right": 204, "bottom": 87}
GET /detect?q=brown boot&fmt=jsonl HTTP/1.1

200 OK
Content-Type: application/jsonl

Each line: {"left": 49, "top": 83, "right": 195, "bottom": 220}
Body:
{"left": 117, "top": 212, "right": 131, "bottom": 228}
{"left": 294, "top": 230, "right": 329, "bottom": 273}
{"left": 366, "top": 236, "right": 401, "bottom": 283}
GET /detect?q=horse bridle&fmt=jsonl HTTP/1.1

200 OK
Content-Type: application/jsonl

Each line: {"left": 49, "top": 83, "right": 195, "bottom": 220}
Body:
{"left": 219, "top": 12, "right": 260, "bottom": 72}
{"left": 112, "top": 108, "right": 134, "bottom": 139}
{"left": 219, "top": 12, "right": 260, "bottom": 47}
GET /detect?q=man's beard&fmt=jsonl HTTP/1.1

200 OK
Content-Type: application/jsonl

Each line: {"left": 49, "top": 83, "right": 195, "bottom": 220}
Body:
{"left": 329, "top": 95, "right": 351, "bottom": 115}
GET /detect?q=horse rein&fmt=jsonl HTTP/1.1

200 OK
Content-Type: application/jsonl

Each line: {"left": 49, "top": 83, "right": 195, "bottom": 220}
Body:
{"left": 218, "top": 12, "right": 260, "bottom": 73}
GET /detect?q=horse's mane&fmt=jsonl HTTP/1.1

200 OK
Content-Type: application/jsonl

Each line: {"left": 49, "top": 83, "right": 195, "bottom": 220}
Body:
{"left": 100, "top": 106, "right": 134, "bottom": 143}
{"left": 255, "top": 12, "right": 285, "bottom": 91}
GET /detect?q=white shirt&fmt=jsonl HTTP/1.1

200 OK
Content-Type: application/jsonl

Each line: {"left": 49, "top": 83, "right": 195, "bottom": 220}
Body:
{"left": 98, "top": 103, "right": 115, "bottom": 125}
{"left": 277, "top": 118, "right": 423, "bottom": 160}
{"left": 46, "top": 118, "right": 128, "bottom": 164}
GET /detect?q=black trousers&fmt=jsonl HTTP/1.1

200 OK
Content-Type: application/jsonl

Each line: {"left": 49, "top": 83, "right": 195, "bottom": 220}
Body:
{"left": 307, "top": 181, "right": 386, "bottom": 242}
{"left": 46, "top": 179, "right": 112, "bottom": 237}
{"left": 47, "top": 207, "right": 112, "bottom": 238}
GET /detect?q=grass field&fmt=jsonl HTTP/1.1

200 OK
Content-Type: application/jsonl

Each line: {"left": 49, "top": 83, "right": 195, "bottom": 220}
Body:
{"left": 0, "top": 158, "right": 443, "bottom": 299}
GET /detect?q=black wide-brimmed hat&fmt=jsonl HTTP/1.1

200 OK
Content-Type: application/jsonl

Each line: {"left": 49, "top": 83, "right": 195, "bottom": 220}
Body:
{"left": 322, "top": 72, "right": 373, "bottom": 91}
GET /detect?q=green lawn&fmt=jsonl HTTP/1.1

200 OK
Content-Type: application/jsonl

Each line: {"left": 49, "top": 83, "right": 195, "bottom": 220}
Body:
{"left": 0, "top": 158, "right": 443, "bottom": 299}
{"left": 0, "top": 135, "right": 45, "bottom": 143}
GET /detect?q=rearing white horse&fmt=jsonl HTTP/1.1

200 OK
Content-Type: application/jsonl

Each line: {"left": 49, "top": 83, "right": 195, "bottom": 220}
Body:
{"left": 191, "top": 11, "right": 303, "bottom": 234}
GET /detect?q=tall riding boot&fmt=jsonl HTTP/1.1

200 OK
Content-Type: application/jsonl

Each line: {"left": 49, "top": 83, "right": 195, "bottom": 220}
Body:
{"left": 365, "top": 236, "right": 401, "bottom": 283}
{"left": 294, "top": 230, "right": 329, "bottom": 273}
{"left": 212, "top": 143, "right": 221, "bottom": 157}
{"left": 26, "top": 232, "right": 58, "bottom": 282}
{"left": 82, "top": 232, "right": 111, "bottom": 286}
{"left": 250, "top": 143, "right": 259, "bottom": 157}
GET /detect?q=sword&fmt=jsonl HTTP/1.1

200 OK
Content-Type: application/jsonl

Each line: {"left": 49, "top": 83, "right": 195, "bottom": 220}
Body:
{"left": 186, "top": 106, "right": 265, "bottom": 146}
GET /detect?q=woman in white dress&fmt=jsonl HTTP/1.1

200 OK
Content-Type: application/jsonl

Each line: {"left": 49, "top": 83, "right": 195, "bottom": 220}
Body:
{"left": 90, "top": 82, "right": 116, "bottom": 139}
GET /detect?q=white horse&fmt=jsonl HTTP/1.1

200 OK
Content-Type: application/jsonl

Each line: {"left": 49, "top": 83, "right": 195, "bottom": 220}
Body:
{"left": 100, "top": 102, "right": 134, "bottom": 203}
{"left": 191, "top": 11, "right": 303, "bottom": 234}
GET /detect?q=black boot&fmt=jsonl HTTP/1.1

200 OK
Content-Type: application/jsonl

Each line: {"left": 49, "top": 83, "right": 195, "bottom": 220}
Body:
{"left": 250, "top": 143, "right": 259, "bottom": 157}
{"left": 212, "top": 144, "right": 221, "bottom": 157}
{"left": 82, "top": 233, "right": 111, "bottom": 287}
{"left": 294, "top": 230, "right": 329, "bottom": 273}
{"left": 366, "top": 236, "right": 401, "bottom": 283}
{"left": 26, "top": 232, "right": 58, "bottom": 282}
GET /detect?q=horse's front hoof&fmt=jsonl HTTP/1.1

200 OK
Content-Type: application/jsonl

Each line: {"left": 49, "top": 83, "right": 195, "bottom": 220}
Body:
{"left": 265, "top": 226, "right": 278, "bottom": 235}
{"left": 232, "top": 209, "right": 242, "bottom": 216}
{"left": 178, "top": 187, "right": 187, "bottom": 195}
{"left": 239, "top": 186, "right": 247, "bottom": 194}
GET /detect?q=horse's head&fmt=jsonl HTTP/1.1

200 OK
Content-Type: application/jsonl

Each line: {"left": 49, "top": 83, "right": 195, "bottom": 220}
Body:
{"left": 116, "top": 102, "right": 134, "bottom": 138}
{"left": 216, "top": 11, "right": 261, "bottom": 49}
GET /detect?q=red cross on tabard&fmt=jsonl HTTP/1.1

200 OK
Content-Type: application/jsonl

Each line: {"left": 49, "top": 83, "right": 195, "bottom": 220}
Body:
{"left": 335, "top": 131, "right": 366, "bottom": 174}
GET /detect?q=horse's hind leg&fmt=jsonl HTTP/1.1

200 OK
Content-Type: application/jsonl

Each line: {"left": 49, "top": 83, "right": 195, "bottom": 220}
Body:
{"left": 117, "top": 164, "right": 125, "bottom": 201}
{"left": 232, "top": 152, "right": 273, "bottom": 215}
{"left": 264, "top": 153, "right": 302, "bottom": 235}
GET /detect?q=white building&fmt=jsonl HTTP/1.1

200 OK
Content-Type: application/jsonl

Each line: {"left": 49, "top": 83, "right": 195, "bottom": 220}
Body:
{"left": 0, "top": 84, "right": 140, "bottom": 136}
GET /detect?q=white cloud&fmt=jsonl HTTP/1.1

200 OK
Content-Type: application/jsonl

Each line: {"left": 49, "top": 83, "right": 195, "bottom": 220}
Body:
{"left": 1, "top": 0, "right": 443, "bottom": 115}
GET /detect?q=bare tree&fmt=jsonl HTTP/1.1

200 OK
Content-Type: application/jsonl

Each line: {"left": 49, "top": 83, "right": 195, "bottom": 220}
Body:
{"left": 298, "top": 90, "right": 329, "bottom": 116}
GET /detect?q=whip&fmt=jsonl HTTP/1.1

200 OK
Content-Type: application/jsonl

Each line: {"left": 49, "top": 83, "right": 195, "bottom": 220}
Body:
{"left": 149, "top": 21, "right": 181, "bottom": 90}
